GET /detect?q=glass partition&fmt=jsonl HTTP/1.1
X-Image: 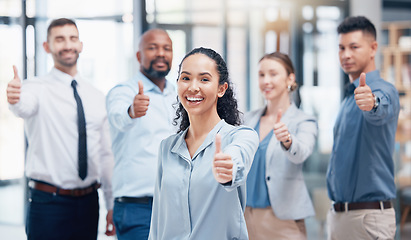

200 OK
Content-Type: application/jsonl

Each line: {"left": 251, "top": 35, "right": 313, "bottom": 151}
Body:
{"left": 0, "top": 1, "right": 134, "bottom": 238}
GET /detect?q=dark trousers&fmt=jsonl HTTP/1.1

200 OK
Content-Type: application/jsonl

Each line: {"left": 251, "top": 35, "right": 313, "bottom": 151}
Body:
{"left": 26, "top": 188, "right": 99, "bottom": 240}
{"left": 113, "top": 199, "right": 153, "bottom": 240}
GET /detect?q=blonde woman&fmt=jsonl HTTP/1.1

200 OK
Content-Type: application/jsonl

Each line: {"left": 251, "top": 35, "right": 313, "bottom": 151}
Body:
{"left": 244, "top": 52, "right": 318, "bottom": 240}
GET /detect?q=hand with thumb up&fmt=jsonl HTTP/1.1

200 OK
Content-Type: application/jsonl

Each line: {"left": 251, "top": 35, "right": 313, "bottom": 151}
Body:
{"left": 7, "top": 65, "right": 22, "bottom": 105}
{"left": 212, "top": 134, "right": 233, "bottom": 184}
{"left": 129, "top": 81, "right": 150, "bottom": 118}
{"left": 273, "top": 109, "right": 292, "bottom": 149}
{"left": 354, "top": 73, "right": 375, "bottom": 111}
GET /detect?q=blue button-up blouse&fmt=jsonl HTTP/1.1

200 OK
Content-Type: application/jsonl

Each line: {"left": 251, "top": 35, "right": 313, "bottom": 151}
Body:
{"left": 149, "top": 120, "right": 259, "bottom": 240}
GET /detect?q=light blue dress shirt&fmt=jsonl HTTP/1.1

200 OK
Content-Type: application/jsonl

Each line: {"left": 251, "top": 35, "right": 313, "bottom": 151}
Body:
{"left": 246, "top": 120, "right": 272, "bottom": 208}
{"left": 106, "top": 72, "right": 176, "bottom": 198}
{"left": 327, "top": 70, "right": 400, "bottom": 203}
{"left": 148, "top": 120, "right": 259, "bottom": 240}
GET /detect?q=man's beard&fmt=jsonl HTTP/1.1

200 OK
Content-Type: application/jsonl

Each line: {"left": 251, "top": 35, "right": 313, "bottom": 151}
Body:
{"left": 142, "top": 58, "right": 171, "bottom": 79}
{"left": 55, "top": 50, "right": 79, "bottom": 67}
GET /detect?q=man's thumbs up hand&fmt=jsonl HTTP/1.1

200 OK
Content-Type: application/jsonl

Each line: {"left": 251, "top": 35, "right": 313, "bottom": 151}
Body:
{"left": 7, "top": 65, "right": 22, "bottom": 104}
{"left": 129, "top": 81, "right": 150, "bottom": 118}
{"left": 138, "top": 80, "right": 144, "bottom": 95}
{"left": 354, "top": 73, "right": 375, "bottom": 111}
{"left": 359, "top": 72, "right": 367, "bottom": 87}
{"left": 212, "top": 134, "right": 233, "bottom": 184}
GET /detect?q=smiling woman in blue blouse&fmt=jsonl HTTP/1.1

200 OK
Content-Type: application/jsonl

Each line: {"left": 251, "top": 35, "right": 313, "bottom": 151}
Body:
{"left": 244, "top": 52, "right": 318, "bottom": 240}
{"left": 148, "top": 47, "right": 259, "bottom": 240}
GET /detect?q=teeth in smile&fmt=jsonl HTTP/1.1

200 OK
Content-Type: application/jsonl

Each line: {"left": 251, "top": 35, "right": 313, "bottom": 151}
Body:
{"left": 187, "top": 97, "right": 204, "bottom": 101}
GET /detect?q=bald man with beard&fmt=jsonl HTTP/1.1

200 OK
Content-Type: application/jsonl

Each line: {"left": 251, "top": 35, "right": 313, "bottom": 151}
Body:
{"left": 106, "top": 29, "right": 176, "bottom": 240}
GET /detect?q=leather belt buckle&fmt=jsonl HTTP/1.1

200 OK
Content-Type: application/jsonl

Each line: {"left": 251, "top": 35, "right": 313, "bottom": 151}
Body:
{"left": 333, "top": 201, "right": 392, "bottom": 212}
{"left": 333, "top": 203, "right": 344, "bottom": 212}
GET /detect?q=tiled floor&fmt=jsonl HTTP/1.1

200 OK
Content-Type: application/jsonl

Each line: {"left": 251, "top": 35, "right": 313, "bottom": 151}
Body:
{"left": 1, "top": 180, "right": 411, "bottom": 240}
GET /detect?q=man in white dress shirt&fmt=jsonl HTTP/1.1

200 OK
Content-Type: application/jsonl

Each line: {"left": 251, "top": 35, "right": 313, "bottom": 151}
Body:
{"left": 6, "top": 18, "right": 115, "bottom": 240}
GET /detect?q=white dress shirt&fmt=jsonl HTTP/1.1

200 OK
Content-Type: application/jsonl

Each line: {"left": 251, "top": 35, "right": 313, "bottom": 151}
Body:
{"left": 9, "top": 67, "right": 114, "bottom": 210}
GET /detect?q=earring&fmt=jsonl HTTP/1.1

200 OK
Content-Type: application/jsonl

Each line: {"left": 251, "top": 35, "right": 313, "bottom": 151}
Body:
{"left": 288, "top": 85, "right": 291, "bottom": 92}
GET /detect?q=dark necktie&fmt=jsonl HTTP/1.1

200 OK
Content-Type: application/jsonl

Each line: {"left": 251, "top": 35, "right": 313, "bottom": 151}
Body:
{"left": 71, "top": 80, "right": 87, "bottom": 180}
{"left": 344, "top": 83, "right": 356, "bottom": 99}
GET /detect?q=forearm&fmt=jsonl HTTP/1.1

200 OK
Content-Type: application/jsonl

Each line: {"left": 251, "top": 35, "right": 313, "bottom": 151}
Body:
{"left": 281, "top": 120, "right": 317, "bottom": 164}
{"left": 9, "top": 91, "right": 39, "bottom": 118}
{"left": 223, "top": 128, "right": 259, "bottom": 190}
{"left": 363, "top": 90, "right": 399, "bottom": 125}
{"left": 282, "top": 134, "right": 316, "bottom": 164}
{"left": 106, "top": 88, "right": 138, "bottom": 131}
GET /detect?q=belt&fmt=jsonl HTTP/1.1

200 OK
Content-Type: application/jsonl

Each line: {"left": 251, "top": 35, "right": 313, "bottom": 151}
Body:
{"left": 29, "top": 180, "right": 100, "bottom": 197}
{"left": 333, "top": 201, "right": 392, "bottom": 212}
{"left": 115, "top": 196, "right": 153, "bottom": 204}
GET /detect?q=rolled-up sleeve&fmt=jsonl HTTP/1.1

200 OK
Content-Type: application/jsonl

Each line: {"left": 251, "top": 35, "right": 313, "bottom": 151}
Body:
{"left": 222, "top": 126, "right": 259, "bottom": 191}
{"left": 106, "top": 85, "right": 138, "bottom": 132}
{"left": 363, "top": 87, "right": 400, "bottom": 126}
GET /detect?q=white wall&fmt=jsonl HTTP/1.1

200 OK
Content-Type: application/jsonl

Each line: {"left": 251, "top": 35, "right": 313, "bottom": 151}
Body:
{"left": 349, "top": 0, "right": 382, "bottom": 67}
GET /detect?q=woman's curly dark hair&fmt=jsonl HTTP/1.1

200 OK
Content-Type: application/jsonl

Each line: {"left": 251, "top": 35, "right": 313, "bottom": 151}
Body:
{"left": 173, "top": 47, "right": 241, "bottom": 133}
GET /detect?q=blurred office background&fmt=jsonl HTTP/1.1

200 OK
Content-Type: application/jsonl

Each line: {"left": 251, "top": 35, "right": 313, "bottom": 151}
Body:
{"left": 1, "top": 0, "right": 411, "bottom": 239}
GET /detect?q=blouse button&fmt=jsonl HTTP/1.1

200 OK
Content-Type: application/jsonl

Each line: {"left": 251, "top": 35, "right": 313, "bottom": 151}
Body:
{"left": 266, "top": 176, "right": 271, "bottom": 181}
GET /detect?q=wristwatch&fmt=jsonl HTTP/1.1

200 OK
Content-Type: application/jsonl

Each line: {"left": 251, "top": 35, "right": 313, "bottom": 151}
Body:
{"left": 372, "top": 93, "right": 380, "bottom": 110}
